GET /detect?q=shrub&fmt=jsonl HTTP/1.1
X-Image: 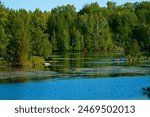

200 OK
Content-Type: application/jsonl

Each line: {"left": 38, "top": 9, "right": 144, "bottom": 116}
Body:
{"left": 30, "top": 56, "right": 45, "bottom": 67}
{"left": 125, "top": 40, "right": 142, "bottom": 61}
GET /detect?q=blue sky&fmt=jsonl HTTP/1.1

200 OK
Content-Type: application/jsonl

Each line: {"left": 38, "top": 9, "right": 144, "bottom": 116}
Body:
{"left": 1, "top": 0, "right": 144, "bottom": 11}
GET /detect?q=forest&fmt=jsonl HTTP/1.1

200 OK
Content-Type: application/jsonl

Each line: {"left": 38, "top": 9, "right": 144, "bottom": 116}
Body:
{"left": 0, "top": 1, "right": 150, "bottom": 67}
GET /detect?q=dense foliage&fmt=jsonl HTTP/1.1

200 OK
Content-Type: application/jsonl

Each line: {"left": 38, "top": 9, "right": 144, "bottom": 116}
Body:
{"left": 0, "top": 1, "right": 150, "bottom": 66}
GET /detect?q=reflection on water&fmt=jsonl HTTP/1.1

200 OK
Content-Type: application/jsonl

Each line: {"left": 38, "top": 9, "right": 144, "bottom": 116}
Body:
{"left": 0, "top": 52, "right": 150, "bottom": 99}
{"left": 1, "top": 52, "right": 149, "bottom": 82}
{"left": 49, "top": 52, "right": 150, "bottom": 78}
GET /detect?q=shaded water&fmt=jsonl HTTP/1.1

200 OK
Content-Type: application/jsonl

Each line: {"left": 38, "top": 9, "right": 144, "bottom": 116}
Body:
{"left": 0, "top": 52, "right": 150, "bottom": 99}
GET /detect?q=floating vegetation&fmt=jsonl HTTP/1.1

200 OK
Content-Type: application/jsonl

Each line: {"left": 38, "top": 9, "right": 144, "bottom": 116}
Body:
{"left": 0, "top": 70, "right": 59, "bottom": 79}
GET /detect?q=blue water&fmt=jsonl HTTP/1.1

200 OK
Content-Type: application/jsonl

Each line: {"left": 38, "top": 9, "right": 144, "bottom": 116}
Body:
{"left": 0, "top": 76, "right": 149, "bottom": 100}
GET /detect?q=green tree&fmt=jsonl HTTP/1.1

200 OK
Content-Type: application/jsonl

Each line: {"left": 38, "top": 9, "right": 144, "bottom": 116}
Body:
{"left": 70, "top": 27, "right": 83, "bottom": 51}
{"left": 107, "top": 1, "right": 116, "bottom": 9}
{"left": 0, "top": 26, "right": 8, "bottom": 57}
{"left": 125, "top": 39, "right": 141, "bottom": 60}
{"left": 51, "top": 30, "right": 57, "bottom": 51}
{"left": 31, "top": 27, "right": 51, "bottom": 59}
{"left": 0, "top": 2, "right": 9, "bottom": 57}
{"left": 6, "top": 10, "right": 31, "bottom": 66}
{"left": 48, "top": 5, "right": 76, "bottom": 51}
{"left": 79, "top": 2, "right": 100, "bottom": 14}
{"left": 17, "top": 30, "right": 30, "bottom": 66}
{"left": 133, "top": 24, "right": 150, "bottom": 52}
{"left": 30, "top": 9, "right": 52, "bottom": 59}
{"left": 0, "top": 0, "right": 150, "bottom": 67}
{"left": 78, "top": 12, "right": 114, "bottom": 51}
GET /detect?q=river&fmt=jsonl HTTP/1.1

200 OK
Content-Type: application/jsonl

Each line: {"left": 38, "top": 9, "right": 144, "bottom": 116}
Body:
{"left": 0, "top": 52, "right": 150, "bottom": 99}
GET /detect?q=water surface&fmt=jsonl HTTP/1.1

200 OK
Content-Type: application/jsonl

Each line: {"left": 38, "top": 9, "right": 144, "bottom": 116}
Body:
{"left": 0, "top": 52, "right": 150, "bottom": 99}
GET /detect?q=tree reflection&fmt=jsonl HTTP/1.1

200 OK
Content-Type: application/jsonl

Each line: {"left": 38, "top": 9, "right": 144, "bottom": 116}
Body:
{"left": 0, "top": 77, "right": 28, "bottom": 84}
{"left": 0, "top": 52, "right": 149, "bottom": 84}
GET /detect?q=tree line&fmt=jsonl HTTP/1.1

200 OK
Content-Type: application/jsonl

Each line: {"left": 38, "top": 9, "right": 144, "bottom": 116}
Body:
{"left": 0, "top": 1, "right": 150, "bottom": 66}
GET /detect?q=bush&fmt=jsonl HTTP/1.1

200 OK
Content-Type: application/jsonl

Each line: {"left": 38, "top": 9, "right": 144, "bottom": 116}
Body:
{"left": 0, "top": 58, "right": 9, "bottom": 68}
{"left": 30, "top": 56, "right": 45, "bottom": 67}
{"left": 125, "top": 40, "right": 142, "bottom": 61}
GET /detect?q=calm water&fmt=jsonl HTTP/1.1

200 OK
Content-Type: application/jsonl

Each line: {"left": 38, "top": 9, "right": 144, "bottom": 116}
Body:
{"left": 0, "top": 52, "right": 150, "bottom": 100}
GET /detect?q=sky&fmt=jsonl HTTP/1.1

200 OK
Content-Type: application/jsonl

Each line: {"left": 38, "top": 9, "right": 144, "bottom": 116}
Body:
{"left": 1, "top": 0, "right": 145, "bottom": 11}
